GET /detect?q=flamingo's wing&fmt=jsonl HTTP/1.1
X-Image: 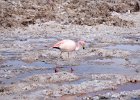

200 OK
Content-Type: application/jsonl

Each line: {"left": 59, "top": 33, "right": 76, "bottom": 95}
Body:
{"left": 53, "top": 40, "right": 64, "bottom": 48}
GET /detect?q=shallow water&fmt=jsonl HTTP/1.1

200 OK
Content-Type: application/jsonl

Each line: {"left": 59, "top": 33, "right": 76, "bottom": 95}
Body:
{"left": 76, "top": 57, "right": 138, "bottom": 75}
{"left": 104, "top": 44, "right": 140, "bottom": 52}
{"left": 116, "top": 82, "right": 140, "bottom": 92}
{"left": 0, "top": 57, "right": 138, "bottom": 85}
{"left": 0, "top": 37, "right": 140, "bottom": 99}
{"left": 3, "top": 60, "right": 54, "bottom": 68}
{"left": 74, "top": 63, "right": 136, "bottom": 75}
{"left": 1, "top": 60, "right": 55, "bottom": 84}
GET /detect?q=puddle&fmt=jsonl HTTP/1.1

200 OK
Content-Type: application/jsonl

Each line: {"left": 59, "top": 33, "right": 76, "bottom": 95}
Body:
{"left": 1, "top": 60, "right": 55, "bottom": 84}
{"left": 124, "top": 35, "right": 140, "bottom": 41}
{"left": 104, "top": 44, "right": 140, "bottom": 52}
{"left": 3, "top": 60, "right": 54, "bottom": 68}
{"left": 93, "top": 58, "right": 124, "bottom": 65}
{"left": 2, "top": 69, "right": 54, "bottom": 84}
{"left": 116, "top": 82, "right": 140, "bottom": 92}
{"left": 130, "top": 53, "right": 140, "bottom": 63}
{"left": 0, "top": 51, "right": 24, "bottom": 56}
{"left": 73, "top": 63, "right": 136, "bottom": 75}
{"left": 73, "top": 58, "right": 137, "bottom": 75}
{"left": 0, "top": 38, "right": 16, "bottom": 42}
{"left": 15, "top": 38, "right": 47, "bottom": 45}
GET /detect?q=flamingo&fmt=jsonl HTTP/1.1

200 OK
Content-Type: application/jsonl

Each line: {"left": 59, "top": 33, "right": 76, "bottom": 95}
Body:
{"left": 53, "top": 39, "right": 85, "bottom": 58}
{"left": 52, "top": 39, "right": 85, "bottom": 73}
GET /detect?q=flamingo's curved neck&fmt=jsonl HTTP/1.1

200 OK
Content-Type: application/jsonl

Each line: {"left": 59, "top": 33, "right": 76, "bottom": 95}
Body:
{"left": 75, "top": 42, "right": 81, "bottom": 51}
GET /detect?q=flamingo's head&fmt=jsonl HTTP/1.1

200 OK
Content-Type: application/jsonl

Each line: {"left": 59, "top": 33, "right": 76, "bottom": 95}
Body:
{"left": 79, "top": 40, "right": 86, "bottom": 49}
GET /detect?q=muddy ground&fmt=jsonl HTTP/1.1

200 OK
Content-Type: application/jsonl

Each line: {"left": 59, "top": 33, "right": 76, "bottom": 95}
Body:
{"left": 0, "top": 0, "right": 140, "bottom": 100}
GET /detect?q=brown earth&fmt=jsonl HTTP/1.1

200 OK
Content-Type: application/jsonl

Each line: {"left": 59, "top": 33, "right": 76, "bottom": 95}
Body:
{"left": 0, "top": 0, "right": 139, "bottom": 28}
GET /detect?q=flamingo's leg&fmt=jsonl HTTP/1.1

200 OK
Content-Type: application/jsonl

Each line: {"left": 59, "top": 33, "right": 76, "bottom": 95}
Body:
{"left": 60, "top": 51, "right": 63, "bottom": 59}
{"left": 71, "top": 67, "right": 74, "bottom": 73}
{"left": 68, "top": 52, "right": 70, "bottom": 58}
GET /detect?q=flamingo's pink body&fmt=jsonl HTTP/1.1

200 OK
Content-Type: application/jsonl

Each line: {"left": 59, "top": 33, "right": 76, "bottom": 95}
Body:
{"left": 53, "top": 39, "right": 85, "bottom": 58}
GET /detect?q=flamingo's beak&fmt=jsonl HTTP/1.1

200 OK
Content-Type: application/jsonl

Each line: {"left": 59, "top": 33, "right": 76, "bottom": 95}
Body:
{"left": 83, "top": 46, "right": 85, "bottom": 49}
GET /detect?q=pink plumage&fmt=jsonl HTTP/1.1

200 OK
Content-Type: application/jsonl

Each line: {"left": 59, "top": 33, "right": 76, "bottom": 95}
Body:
{"left": 52, "top": 40, "right": 65, "bottom": 49}
{"left": 53, "top": 39, "right": 85, "bottom": 58}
